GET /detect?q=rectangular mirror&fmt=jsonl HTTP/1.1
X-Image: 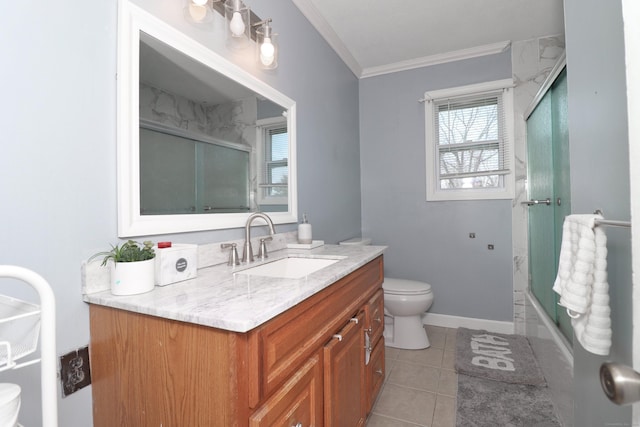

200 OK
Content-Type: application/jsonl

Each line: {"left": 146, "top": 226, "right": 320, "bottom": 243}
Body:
{"left": 117, "top": 1, "right": 297, "bottom": 236}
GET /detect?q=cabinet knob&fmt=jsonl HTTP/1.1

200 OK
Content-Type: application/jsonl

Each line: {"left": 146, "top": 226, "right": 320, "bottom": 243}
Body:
{"left": 375, "top": 369, "right": 383, "bottom": 376}
{"left": 292, "top": 423, "right": 303, "bottom": 427}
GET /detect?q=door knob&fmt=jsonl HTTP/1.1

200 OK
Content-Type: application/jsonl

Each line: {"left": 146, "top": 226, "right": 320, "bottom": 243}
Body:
{"left": 600, "top": 362, "right": 640, "bottom": 405}
{"left": 521, "top": 198, "right": 551, "bottom": 206}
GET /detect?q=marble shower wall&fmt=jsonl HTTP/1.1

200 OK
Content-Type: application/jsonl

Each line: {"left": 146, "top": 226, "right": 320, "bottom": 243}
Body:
{"left": 139, "top": 82, "right": 259, "bottom": 208}
{"left": 511, "top": 35, "right": 565, "bottom": 334}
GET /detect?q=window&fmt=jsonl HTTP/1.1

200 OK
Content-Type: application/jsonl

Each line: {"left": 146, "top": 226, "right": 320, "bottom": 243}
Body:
{"left": 424, "top": 79, "right": 514, "bottom": 201}
{"left": 256, "top": 117, "right": 288, "bottom": 205}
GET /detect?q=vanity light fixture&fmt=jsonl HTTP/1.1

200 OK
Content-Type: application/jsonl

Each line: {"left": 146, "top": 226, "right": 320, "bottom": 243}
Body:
{"left": 224, "top": 0, "right": 250, "bottom": 49}
{"left": 184, "top": 0, "right": 213, "bottom": 25}
{"left": 186, "top": 0, "right": 280, "bottom": 68}
{"left": 254, "top": 19, "right": 278, "bottom": 69}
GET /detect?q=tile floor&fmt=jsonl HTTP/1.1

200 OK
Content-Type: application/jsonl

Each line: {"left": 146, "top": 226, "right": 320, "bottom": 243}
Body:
{"left": 366, "top": 325, "right": 458, "bottom": 427}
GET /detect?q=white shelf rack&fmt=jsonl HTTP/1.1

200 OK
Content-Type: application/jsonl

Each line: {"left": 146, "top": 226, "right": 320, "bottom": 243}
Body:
{"left": 0, "top": 295, "right": 41, "bottom": 371}
{"left": 0, "top": 265, "right": 58, "bottom": 427}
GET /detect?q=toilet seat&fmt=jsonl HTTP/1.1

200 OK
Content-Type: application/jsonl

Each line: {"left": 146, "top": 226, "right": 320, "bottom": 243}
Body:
{"left": 383, "top": 278, "right": 432, "bottom": 296}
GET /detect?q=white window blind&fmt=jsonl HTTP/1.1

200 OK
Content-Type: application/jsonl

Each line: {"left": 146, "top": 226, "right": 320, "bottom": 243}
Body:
{"left": 256, "top": 118, "right": 289, "bottom": 206}
{"left": 263, "top": 126, "right": 289, "bottom": 198}
{"left": 424, "top": 79, "right": 514, "bottom": 201}
{"left": 435, "top": 92, "right": 509, "bottom": 189}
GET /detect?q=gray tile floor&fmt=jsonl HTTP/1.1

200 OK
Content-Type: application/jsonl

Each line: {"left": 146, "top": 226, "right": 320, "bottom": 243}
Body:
{"left": 366, "top": 326, "right": 458, "bottom": 427}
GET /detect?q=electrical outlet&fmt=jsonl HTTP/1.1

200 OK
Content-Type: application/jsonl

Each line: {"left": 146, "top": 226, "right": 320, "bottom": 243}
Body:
{"left": 60, "top": 346, "right": 91, "bottom": 397}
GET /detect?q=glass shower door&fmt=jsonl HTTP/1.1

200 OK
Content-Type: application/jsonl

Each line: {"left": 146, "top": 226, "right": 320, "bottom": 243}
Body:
{"left": 526, "top": 68, "right": 572, "bottom": 341}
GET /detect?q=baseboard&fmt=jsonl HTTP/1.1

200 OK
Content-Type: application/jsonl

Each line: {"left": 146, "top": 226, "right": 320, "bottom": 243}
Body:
{"left": 422, "top": 312, "right": 514, "bottom": 334}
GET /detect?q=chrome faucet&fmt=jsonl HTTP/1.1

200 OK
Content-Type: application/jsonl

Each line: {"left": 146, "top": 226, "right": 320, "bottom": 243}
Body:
{"left": 242, "top": 212, "right": 276, "bottom": 263}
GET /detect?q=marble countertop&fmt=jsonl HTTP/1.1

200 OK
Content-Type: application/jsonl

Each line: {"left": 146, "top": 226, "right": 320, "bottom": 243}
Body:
{"left": 83, "top": 244, "right": 385, "bottom": 333}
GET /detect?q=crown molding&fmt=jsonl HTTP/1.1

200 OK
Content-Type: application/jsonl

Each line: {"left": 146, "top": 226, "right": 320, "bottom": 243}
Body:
{"left": 290, "top": 1, "right": 510, "bottom": 79}
{"left": 360, "top": 41, "right": 512, "bottom": 78}
{"left": 290, "top": 0, "right": 362, "bottom": 78}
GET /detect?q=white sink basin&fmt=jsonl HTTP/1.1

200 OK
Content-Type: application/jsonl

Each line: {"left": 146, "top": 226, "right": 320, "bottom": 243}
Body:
{"left": 238, "top": 257, "right": 341, "bottom": 279}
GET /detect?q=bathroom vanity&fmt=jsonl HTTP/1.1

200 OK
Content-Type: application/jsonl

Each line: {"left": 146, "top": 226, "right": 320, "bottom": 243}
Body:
{"left": 84, "top": 244, "right": 385, "bottom": 426}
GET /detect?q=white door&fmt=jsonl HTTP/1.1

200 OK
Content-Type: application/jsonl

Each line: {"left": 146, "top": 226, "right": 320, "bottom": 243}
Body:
{"left": 622, "top": 0, "right": 640, "bottom": 423}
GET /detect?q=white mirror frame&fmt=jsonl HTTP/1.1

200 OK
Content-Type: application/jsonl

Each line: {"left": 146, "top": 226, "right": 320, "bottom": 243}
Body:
{"left": 117, "top": 1, "right": 297, "bottom": 237}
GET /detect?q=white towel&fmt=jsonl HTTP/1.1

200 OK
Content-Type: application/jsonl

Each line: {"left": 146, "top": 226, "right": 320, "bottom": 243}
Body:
{"left": 552, "top": 214, "right": 612, "bottom": 356}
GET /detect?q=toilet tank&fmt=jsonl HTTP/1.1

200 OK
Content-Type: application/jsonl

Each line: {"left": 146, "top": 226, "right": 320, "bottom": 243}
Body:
{"left": 339, "top": 237, "right": 372, "bottom": 246}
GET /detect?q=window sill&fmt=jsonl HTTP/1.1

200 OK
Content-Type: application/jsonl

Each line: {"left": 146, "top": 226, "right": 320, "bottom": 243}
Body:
{"left": 426, "top": 188, "right": 514, "bottom": 202}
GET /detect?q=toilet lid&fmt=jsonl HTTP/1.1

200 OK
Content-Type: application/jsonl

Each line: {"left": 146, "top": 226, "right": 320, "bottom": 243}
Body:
{"left": 339, "top": 237, "right": 372, "bottom": 246}
{"left": 0, "top": 383, "right": 20, "bottom": 405}
{"left": 383, "top": 278, "right": 432, "bottom": 295}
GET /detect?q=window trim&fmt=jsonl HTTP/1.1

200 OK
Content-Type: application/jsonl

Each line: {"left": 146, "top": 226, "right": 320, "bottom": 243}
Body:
{"left": 256, "top": 116, "right": 288, "bottom": 206}
{"left": 424, "top": 79, "right": 515, "bottom": 201}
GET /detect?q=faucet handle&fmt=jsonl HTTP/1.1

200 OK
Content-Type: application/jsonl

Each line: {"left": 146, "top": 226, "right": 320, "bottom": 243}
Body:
{"left": 257, "top": 236, "right": 273, "bottom": 260}
{"left": 221, "top": 243, "right": 240, "bottom": 266}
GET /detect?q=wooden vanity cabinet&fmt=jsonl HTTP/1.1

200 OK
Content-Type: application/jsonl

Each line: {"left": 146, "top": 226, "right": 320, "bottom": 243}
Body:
{"left": 89, "top": 255, "right": 384, "bottom": 427}
{"left": 364, "top": 289, "right": 385, "bottom": 412}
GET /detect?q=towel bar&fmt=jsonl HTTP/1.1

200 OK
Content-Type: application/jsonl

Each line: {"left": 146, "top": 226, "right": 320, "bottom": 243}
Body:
{"left": 594, "top": 219, "right": 632, "bottom": 228}
{"left": 593, "top": 210, "right": 631, "bottom": 228}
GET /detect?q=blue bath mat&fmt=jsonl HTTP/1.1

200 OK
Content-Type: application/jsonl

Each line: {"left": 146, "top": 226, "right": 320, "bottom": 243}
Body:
{"left": 455, "top": 327, "right": 546, "bottom": 386}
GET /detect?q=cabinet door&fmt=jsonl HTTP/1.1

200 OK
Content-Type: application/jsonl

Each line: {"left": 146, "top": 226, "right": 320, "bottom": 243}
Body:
{"left": 249, "top": 257, "right": 383, "bottom": 407}
{"left": 365, "top": 289, "right": 384, "bottom": 346}
{"left": 366, "top": 337, "right": 385, "bottom": 413}
{"left": 323, "top": 311, "right": 366, "bottom": 427}
{"left": 249, "top": 352, "right": 324, "bottom": 427}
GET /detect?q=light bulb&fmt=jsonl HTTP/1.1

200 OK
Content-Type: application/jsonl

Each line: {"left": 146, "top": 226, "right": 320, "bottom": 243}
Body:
{"left": 229, "top": 11, "right": 245, "bottom": 37}
{"left": 188, "top": 4, "right": 207, "bottom": 21}
{"left": 191, "top": 0, "right": 207, "bottom": 5}
{"left": 260, "top": 38, "right": 275, "bottom": 66}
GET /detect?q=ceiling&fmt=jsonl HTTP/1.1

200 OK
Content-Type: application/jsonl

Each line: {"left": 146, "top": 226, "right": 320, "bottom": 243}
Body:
{"left": 291, "top": 0, "right": 565, "bottom": 78}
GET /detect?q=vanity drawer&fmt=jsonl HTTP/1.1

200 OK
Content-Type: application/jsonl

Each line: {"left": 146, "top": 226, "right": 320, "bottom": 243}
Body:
{"left": 365, "top": 289, "right": 384, "bottom": 347}
{"left": 366, "top": 337, "right": 385, "bottom": 413}
{"left": 249, "top": 352, "right": 323, "bottom": 427}
{"left": 248, "top": 256, "right": 383, "bottom": 407}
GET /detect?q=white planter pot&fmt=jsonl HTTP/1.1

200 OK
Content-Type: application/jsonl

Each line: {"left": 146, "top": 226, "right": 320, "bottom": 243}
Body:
{"left": 110, "top": 259, "right": 155, "bottom": 296}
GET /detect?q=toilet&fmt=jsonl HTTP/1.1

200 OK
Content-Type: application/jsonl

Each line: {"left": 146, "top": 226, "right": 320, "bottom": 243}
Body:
{"left": 0, "top": 383, "right": 21, "bottom": 427}
{"left": 339, "top": 238, "right": 434, "bottom": 350}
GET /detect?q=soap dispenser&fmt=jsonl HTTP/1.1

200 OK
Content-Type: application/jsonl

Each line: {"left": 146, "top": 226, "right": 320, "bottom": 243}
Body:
{"left": 298, "top": 214, "right": 313, "bottom": 244}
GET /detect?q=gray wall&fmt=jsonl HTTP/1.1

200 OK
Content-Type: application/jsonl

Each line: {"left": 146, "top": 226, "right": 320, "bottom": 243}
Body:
{"left": 0, "top": 1, "right": 361, "bottom": 425}
{"left": 359, "top": 52, "right": 515, "bottom": 321}
{"left": 564, "top": 0, "right": 633, "bottom": 424}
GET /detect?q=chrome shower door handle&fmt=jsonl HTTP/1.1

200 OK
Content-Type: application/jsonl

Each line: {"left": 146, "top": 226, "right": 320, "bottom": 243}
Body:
{"left": 600, "top": 362, "right": 640, "bottom": 405}
{"left": 521, "top": 198, "right": 551, "bottom": 206}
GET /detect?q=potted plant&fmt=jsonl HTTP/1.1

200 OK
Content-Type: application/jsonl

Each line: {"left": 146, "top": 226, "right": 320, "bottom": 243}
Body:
{"left": 91, "top": 240, "right": 156, "bottom": 296}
